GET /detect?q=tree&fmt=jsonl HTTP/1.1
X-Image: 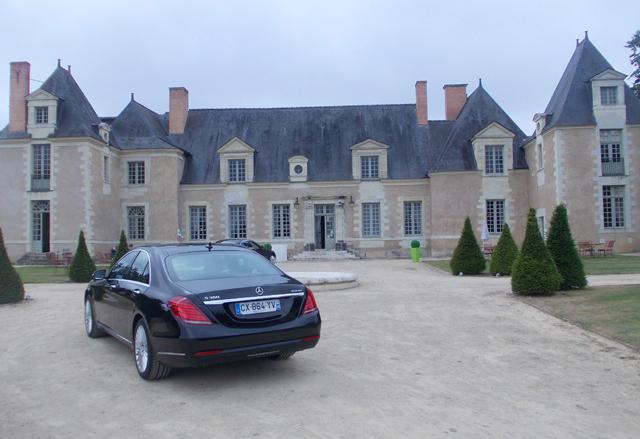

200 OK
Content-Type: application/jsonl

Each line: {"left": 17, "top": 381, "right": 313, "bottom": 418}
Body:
{"left": 111, "top": 230, "right": 129, "bottom": 268}
{"left": 69, "top": 230, "right": 97, "bottom": 282}
{"left": 627, "top": 30, "right": 640, "bottom": 98}
{"left": 511, "top": 209, "right": 561, "bottom": 295}
{"left": 546, "top": 205, "right": 587, "bottom": 290}
{"left": 450, "top": 217, "right": 486, "bottom": 275}
{"left": 0, "top": 227, "right": 25, "bottom": 304}
{"left": 489, "top": 223, "right": 519, "bottom": 276}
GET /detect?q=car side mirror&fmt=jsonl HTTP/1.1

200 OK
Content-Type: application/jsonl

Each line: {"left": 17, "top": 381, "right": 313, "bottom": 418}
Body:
{"left": 92, "top": 269, "right": 106, "bottom": 281}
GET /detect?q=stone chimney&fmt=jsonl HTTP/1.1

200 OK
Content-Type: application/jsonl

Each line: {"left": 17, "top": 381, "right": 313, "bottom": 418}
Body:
{"left": 415, "top": 81, "right": 428, "bottom": 125}
{"left": 169, "top": 87, "right": 189, "bottom": 134}
{"left": 443, "top": 84, "right": 467, "bottom": 121}
{"left": 9, "top": 62, "right": 30, "bottom": 132}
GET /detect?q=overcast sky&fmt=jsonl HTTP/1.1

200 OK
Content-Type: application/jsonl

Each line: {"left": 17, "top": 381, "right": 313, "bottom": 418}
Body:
{"left": 1, "top": 0, "right": 638, "bottom": 133}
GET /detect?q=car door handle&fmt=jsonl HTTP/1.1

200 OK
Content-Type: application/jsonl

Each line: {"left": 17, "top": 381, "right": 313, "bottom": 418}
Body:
{"left": 132, "top": 289, "right": 141, "bottom": 295}
{"left": 108, "top": 282, "right": 118, "bottom": 290}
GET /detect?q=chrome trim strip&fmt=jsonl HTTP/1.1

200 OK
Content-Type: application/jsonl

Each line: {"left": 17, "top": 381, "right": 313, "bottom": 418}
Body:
{"left": 203, "top": 292, "right": 304, "bottom": 306}
{"left": 158, "top": 352, "right": 187, "bottom": 357}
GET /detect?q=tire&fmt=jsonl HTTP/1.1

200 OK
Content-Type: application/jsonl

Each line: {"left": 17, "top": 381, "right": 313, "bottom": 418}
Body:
{"left": 133, "top": 320, "right": 171, "bottom": 380}
{"left": 84, "top": 297, "right": 106, "bottom": 338}
{"left": 271, "top": 351, "right": 295, "bottom": 361}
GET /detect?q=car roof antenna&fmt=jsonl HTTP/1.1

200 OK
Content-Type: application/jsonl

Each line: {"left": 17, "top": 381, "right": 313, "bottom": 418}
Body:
{"left": 206, "top": 241, "right": 214, "bottom": 251}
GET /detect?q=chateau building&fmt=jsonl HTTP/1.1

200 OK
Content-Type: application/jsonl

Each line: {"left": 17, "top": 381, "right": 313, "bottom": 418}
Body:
{"left": 1, "top": 36, "right": 639, "bottom": 261}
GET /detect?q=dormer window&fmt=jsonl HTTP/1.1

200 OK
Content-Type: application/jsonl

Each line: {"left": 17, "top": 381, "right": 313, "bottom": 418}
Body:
{"left": 361, "top": 156, "right": 379, "bottom": 179}
{"left": 350, "top": 139, "right": 389, "bottom": 180}
{"left": 288, "top": 155, "right": 309, "bottom": 182}
{"left": 485, "top": 145, "right": 504, "bottom": 174}
{"left": 35, "top": 107, "right": 48, "bottom": 124}
{"left": 601, "top": 86, "right": 618, "bottom": 106}
{"left": 228, "top": 159, "right": 246, "bottom": 182}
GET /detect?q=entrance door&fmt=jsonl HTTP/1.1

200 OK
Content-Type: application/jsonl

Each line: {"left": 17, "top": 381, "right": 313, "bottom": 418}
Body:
{"left": 314, "top": 204, "right": 336, "bottom": 250}
{"left": 31, "top": 200, "right": 50, "bottom": 253}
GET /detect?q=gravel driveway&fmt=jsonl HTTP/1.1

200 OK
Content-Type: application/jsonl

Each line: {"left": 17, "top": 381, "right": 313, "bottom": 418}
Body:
{"left": 1, "top": 259, "right": 639, "bottom": 438}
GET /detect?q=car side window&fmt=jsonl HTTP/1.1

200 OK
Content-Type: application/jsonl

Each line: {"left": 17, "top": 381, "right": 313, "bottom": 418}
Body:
{"left": 128, "top": 252, "right": 150, "bottom": 284}
{"left": 109, "top": 252, "right": 139, "bottom": 279}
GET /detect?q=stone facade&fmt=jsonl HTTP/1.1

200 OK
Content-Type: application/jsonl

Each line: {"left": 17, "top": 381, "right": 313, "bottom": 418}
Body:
{"left": 1, "top": 37, "right": 640, "bottom": 261}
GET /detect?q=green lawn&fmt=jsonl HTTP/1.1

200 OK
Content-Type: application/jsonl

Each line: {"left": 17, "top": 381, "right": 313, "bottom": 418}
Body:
{"left": 16, "top": 265, "right": 108, "bottom": 284}
{"left": 521, "top": 286, "right": 640, "bottom": 350}
{"left": 426, "top": 255, "right": 640, "bottom": 276}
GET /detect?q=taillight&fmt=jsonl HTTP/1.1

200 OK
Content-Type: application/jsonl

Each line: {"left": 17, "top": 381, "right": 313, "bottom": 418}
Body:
{"left": 302, "top": 289, "right": 318, "bottom": 314}
{"left": 168, "top": 296, "right": 213, "bottom": 325}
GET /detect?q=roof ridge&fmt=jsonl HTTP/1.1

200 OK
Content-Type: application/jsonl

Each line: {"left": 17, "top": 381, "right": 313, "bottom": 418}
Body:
{"left": 186, "top": 103, "right": 415, "bottom": 112}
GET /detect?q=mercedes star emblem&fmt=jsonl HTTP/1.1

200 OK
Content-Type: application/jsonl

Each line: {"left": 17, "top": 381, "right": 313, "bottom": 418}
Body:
{"left": 255, "top": 287, "right": 264, "bottom": 295}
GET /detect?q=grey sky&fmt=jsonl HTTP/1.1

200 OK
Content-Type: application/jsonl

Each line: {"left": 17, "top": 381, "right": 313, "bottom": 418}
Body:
{"left": 1, "top": 0, "right": 638, "bottom": 133}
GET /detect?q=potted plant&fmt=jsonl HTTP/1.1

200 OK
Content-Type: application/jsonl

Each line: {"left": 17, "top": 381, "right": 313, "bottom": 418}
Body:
{"left": 410, "top": 240, "right": 421, "bottom": 262}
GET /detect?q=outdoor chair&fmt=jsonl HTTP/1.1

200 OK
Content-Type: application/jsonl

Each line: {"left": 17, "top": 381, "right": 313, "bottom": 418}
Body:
{"left": 482, "top": 244, "right": 494, "bottom": 259}
{"left": 596, "top": 240, "right": 615, "bottom": 257}
{"left": 577, "top": 241, "right": 594, "bottom": 257}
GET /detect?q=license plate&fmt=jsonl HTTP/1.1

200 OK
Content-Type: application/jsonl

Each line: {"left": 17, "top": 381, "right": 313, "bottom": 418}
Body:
{"left": 235, "top": 299, "right": 281, "bottom": 316}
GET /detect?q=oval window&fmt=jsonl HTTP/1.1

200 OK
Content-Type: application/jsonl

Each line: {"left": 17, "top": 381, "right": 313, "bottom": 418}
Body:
{"left": 294, "top": 164, "right": 303, "bottom": 174}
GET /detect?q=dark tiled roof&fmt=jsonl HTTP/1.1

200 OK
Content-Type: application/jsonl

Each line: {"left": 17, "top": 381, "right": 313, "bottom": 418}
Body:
{"left": 170, "top": 104, "right": 435, "bottom": 184}
{"left": 0, "top": 66, "right": 103, "bottom": 141}
{"left": 110, "top": 100, "right": 179, "bottom": 150}
{"left": 543, "top": 37, "right": 640, "bottom": 131}
{"left": 431, "top": 84, "right": 528, "bottom": 172}
{"left": 0, "top": 127, "right": 30, "bottom": 139}
{"left": 40, "top": 67, "right": 103, "bottom": 140}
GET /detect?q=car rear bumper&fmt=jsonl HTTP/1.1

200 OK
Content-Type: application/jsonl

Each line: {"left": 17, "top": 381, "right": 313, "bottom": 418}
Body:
{"left": 150, "top": 317, "right": 321, "bottom": 368}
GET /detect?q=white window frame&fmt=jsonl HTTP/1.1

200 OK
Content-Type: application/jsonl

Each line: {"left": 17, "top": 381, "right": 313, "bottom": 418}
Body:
{"left": 103, "top": 156, "right": 110, "bottom": 184}
{"left": 127, "top": 206, "right": 145, "bottom": 240}
{"left": 486, "top": 199, "right": 505, "bottom": 234}
{"left": 35, "top": 106, "right": 49, "bottom": 124}
{"left": 403, "top": 201, "right": 422, "bottom": 236}
{"left": 127, "top": 161, "right": 145, "bottom": 185}
{"left": 360, "top": 155, "right": 379, "bottom": 179}
{"left": 603, "top": 185, "right": 625, "bottom": 229}
{"left": 537, "top": 143, "right": 543, "bottom": 170}
{"left": 484, "top": 145, "right": 504, "bottom": 175}
{"left": 600, "top": 86, "right": 618, "bottom": 106}
{"left": 189, "top": 206, "right": 207, "bottom": 241}
{"left": 272, "top": 204, "right": 291, "bottom": 239}
{"left": 362, "top": 202, "right": 381, "bottom": 238}
{"left": 229, "top": 205, "right": 247, "bottom": 239}
{"left": 228, "top": 159, "right": 246, "bottom": 182}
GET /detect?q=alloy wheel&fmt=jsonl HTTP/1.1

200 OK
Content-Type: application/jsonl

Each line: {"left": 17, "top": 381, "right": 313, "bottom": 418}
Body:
{"left": 84, "top": 300, "right": 93, "bottom": 334}
{"left": 134, "top": 324, "right": 149, "bottom": 373}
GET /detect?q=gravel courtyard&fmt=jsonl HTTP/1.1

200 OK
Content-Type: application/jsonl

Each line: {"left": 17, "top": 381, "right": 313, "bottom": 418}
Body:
{"left": 1, "top": 259, "right": 639, "bottom": 438}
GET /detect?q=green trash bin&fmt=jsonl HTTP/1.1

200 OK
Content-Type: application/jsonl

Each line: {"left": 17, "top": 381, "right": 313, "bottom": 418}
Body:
{"left": 410, "top": 240, "right": 421, "bottom": 262}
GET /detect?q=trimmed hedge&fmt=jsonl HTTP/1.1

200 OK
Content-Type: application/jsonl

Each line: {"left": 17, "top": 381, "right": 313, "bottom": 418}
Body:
{"left": 489, "top": 223, "right": 519, "bottom": 275}
{"left": 511, "top": 209, "right": 561, "bottom": 295}
{"left": 450, "top": 217, "right": 485, "bottom": 275}
{"left": 69, "top": 230, "right": 97, "bottom": 282}
{"left": 111, "top": 230, "right": 129, "bottom": 268}
{"left": 0, "top": 227, "right": 25, "bottom": 304}
{"left": 262, "top": 243, "right": 272, "bottom": 251}
{"left": 410, "top": 240, "right": 420, "bottom": 248}
{"left": 546, "top": 204, "right": 587, "bottom": 290}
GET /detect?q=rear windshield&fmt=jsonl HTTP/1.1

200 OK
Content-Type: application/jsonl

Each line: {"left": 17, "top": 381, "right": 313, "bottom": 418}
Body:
{"left": 165, "top": 250, "right": 281, "bottom": 282}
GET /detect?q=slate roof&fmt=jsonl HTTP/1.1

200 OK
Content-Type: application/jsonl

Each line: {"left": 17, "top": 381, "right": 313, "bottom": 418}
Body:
{"left": 1, "top": 65, "right": 529, "bottom": 182}
{"left": 170, "top": 104, "right": 438, "bottom": 184}
{"left": 110, "top": 99, "right": 179, "bottom": 150}
{"left": 431, "top": 84, "right": 528, "bottom": 172}
{"left": 0, "top": 66, "right": 103, "bottom": 142}
{"left": 542, "top": 37, "right": 640, "bottom": 131}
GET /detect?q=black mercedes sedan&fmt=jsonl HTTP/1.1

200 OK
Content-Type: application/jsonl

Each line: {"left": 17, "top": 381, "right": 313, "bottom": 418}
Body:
{"left": 83, "top": 244, "right": 321, "bottom": 380}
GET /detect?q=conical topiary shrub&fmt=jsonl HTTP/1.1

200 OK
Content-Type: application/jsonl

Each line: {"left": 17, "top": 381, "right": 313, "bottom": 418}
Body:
{"left": 450, "top": 217, "right": 486, "bottom": 275}
{"left": 69, "top": 230, "right": 97, "bottom": 282}
{"left": 111, "top": 230, "right": 129, "bottom": 268}
{"left": 511, "top": 209, "right": 561, "bottom": 295}
{"left": 0, "top": 227, "right": 24, "bottom": 304}
{"left": 489, "top": 223, "right": 519, "bottom": 276}
{"left": 546, "top": 204, "right": 587, "bottom": 290}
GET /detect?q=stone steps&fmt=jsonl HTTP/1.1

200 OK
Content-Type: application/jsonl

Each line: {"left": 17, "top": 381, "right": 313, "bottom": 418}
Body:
{"left": 292, "top": 249, "right": 359, "bottom": 261}
{"left": 16, "top": 253, "right": 50, "bottom": 265}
